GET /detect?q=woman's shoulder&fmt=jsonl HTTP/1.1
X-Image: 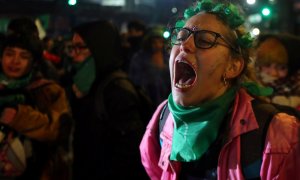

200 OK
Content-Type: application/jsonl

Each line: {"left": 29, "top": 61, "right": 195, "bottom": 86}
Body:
{"left": 27, "top": 79, "right": 66, "bottom": 98}
{"left": 27, "top": 79, "right": 62, "bottom": 90}
{"left": 267, "top": 112, "right": 299, "bottom": 152}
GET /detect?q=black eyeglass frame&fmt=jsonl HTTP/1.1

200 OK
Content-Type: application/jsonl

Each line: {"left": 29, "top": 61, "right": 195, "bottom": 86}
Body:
{"left": 170, "top": 27, "right": 240, "bottom": 53}
{"left": 68, "top": 44, "right": 88, "bottom": 53}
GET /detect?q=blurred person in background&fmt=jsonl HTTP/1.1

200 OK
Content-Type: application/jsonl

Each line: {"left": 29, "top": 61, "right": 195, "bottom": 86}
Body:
{"left": 69, "top": 20, "right": 148, "bottom": 179}
{"left": 6, "top": 17, "right": 39, "bottom": 39}
{"left": 42, "top": 36, "right": 61, "bottom": 67}
{"left": 122, "top": 19, "right": 147, "bottom": 72}
{"left": 7, "top": 17, "right": 60, "bottom": 81}
{"left": 129, "top": 26, "right": 171, "bottom": 106}
{"left": 0, "top": 33, "right": 72, "bottom": 179}
{"left": 254, "top": 33, "right": 300, "bottom": 109}
{"left": 55, "top": 36, "right": 75, "bottom": 86}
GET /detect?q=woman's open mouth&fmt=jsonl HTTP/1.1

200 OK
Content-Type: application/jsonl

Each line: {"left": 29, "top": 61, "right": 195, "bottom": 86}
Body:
{"left": 174, "top": 59, "right": 196, "bottom": 89}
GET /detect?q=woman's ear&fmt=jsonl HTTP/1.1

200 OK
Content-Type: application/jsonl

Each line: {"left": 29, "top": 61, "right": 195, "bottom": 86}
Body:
{"left": 225, "top": 57, "right": 244, "bottom": 79}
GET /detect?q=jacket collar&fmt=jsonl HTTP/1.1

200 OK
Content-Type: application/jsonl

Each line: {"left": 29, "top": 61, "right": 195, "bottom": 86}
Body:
{"left": 228, "top": 88, "right": 259, "bottom": 139}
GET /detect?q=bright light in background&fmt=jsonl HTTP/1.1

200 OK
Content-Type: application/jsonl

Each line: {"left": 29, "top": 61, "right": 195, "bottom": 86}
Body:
{"left": 262, "top": 7, "right": 271, "bottom": 16}
{"left": 251, "top": 28, "right": 260, "bottom": 36}
{"left": 101, "top": 0, "right": 125, "bottom": 6}
{"left": 269, "top": 0, "right": 276, "bottom": 4}
{"left": 171, "top": 7, "right": 178, "bottom": 14}
{"left": 68, "top": 0, "right": 76, "bottom": 5}
{"left": 246, "top": 0, "right": 256, "bottom": 5}
{"left": 163, "top": 31, "right": 170, "bottom": 39}
{"left": 248, "top": 13, "right": 262, "bottom": 24}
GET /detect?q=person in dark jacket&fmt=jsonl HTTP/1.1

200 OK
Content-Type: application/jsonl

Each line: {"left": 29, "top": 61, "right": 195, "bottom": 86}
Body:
{"left": 0, "top": 32, "right": 72, "bottom": 180}
{"left": 129, "top": 27, "right": 171, "bottom": 107}
{"left": 69, "top": 20, "right": 148, "bottom": 179}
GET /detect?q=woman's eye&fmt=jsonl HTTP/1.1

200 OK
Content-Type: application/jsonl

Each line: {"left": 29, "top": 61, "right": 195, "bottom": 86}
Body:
{"left": 199, "top": 39, "right": 212, "bottom": 44}
{"left": 3, "top": 51, "right": 14, "bottom": 57}
{"left": 177, "top": 36, "right": 185, "bottom": 42}
{"left": 263, "top": 63, "right": 272, "bottom": 68}
{"left": 196, "top": 38, "right": 214, "bottom": 47}
{"left": 278, "top": 65, "right": 288, "bottom": 71}
{"left": 20, "top": 53, "right": 32, "bottom": 60}
{"left": 20, "top": 55, "right": 31, "bottom": 60}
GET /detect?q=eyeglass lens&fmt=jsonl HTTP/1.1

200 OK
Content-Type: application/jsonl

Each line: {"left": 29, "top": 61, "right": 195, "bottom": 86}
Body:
{"left": 172, "top": 28, "right": 217, "bottom": 49}
{"left": 68, "top": 44, "right": 88, "bottom": 53}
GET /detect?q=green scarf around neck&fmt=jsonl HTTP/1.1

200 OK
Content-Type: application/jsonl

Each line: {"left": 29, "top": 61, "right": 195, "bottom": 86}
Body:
{"left": 0, "top": 72, "right": 32, "bottom": 90}
{"left": 168, "top": 87, "right": 237, "bottom": 162}
{"left": 0, "top": 73, "right": 31, "bottom": 106}
{"left": 73, "top": 56, "right": 96, "bottom": 94}
{"left": 168, "top": 82, "right": 272, "bottom": 162}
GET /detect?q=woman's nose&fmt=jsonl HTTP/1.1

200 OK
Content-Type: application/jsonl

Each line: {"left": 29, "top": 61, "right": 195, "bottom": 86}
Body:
{"left": 180, "top": 34, "right": 196, "bottom": 53}
{"left": 268, "top": 66, "right": 280, "bottom": 77}
{"left": 11, "top": 56, "right": 21, "bottom": 64}
{"left": 69, "top": 48, "right": 78, "bottom": 58}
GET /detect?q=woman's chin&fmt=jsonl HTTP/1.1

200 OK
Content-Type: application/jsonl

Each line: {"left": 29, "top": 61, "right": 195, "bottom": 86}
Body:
{"left": 172, "top": 94, "right": 193, "bottom": 107}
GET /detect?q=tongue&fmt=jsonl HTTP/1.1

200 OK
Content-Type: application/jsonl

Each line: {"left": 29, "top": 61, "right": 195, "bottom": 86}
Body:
{"left": 178, "top": 77, "right": 195, "bottom": 85}
{"left": 177, "top": 62, "right": 196, "bottom": 85}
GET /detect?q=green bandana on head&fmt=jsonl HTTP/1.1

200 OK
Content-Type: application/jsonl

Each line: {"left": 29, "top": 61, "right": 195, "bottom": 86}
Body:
{"left": 175, "top": 0, "right": 254, "bottom": 50}
{"left": 168, "top": 87, "right": 237, "bottom": 162}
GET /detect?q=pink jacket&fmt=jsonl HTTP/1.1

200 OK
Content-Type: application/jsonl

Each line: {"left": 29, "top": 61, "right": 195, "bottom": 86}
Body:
{"left": 140, "top": 89, "right": 300, "bottom": 180}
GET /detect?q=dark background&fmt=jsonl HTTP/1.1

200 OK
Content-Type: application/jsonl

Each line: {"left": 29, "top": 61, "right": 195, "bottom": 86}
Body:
{"left": 0, "top": 0, "right": 299, "bottom": 38}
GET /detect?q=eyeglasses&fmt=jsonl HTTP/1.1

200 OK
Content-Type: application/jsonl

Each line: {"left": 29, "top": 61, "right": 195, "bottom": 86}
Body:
{"left": 170, "top": 27, "right": 239, "bottom": 53}
{"left": 68, "top": 44, "right": 88, "bottom": 53}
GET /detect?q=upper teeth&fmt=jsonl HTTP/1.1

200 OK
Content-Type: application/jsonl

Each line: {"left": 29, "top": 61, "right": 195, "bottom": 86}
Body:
{"left": 177, "top": 59, "right": 188, "bottom": 64}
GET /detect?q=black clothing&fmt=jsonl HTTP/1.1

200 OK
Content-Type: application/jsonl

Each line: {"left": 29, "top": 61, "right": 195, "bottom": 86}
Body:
{"left": 71, "top": 20, "right": 148, "bottom": 179}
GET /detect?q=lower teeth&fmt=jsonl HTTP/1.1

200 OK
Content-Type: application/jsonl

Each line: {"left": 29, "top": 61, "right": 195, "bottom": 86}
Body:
{"left": 175, "top": 83, "right": 191, "bottom": 89}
